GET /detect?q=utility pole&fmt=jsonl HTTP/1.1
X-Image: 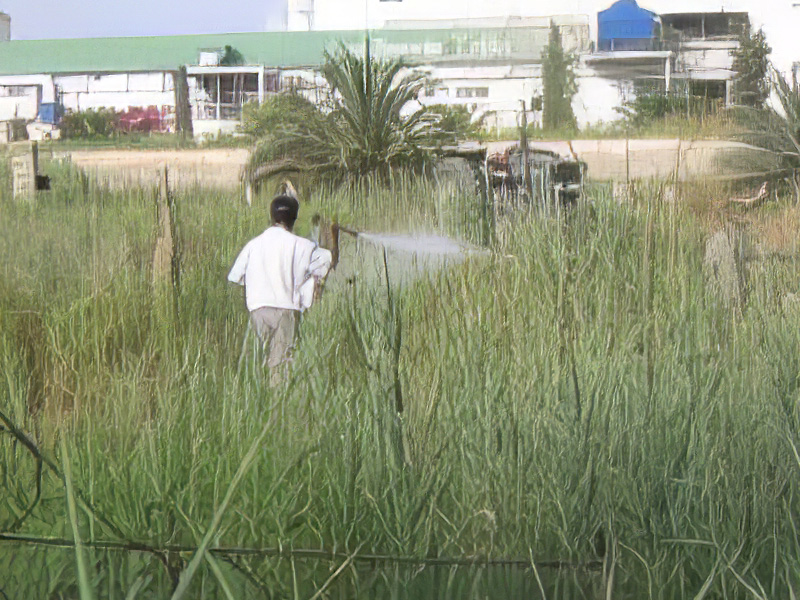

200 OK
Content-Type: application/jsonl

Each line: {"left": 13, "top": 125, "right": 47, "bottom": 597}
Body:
{"left": 519, "top": 100, "right": 533, "bottom": 200}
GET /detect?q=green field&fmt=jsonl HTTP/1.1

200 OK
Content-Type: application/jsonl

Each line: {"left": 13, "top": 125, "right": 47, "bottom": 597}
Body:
{"left": 1, "top": 162, "right": 800, "bottom": 599}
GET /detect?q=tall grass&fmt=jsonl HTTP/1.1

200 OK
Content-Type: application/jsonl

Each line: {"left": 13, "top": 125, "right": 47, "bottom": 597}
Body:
{"left": 1, "top": 162, "right": 799, "bottom": 598}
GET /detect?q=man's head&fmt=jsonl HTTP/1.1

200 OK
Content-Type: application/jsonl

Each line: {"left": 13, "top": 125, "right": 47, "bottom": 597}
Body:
{"left": 271, "top": 195, "right": 299, "bottom": 230}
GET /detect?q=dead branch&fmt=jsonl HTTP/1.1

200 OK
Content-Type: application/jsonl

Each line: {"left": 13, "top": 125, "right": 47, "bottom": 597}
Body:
{"left": 725, "top": 181, "right": 770, "bottom": 209}
{"left": 0, "top": 533, "right": 602, "bottom": 571}
{"left": 0, "top": 407, "right": 125, "bottom": 538}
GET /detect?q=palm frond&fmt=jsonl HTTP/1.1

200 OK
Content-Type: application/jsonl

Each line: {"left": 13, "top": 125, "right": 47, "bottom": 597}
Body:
{"left": 246, "top": 43, "right": 450, "bottom": 186}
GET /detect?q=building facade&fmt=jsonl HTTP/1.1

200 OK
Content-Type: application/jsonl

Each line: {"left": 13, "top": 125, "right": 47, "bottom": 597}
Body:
{"left": 0, "top": 1, "right": 796, "bottom": 139}
{"left": 283, "top": 0, "right": 799, "bottom": 76}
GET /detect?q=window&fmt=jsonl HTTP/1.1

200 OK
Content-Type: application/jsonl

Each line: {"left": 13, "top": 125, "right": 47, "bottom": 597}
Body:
{"left": 456, "top": 87, "right": 489, "bottom": 98}
{"left": 1, "top": 86, "right": 30, "bottom": 97}
{"left": 424, "top": 86, "right": 450, "bottom": 98}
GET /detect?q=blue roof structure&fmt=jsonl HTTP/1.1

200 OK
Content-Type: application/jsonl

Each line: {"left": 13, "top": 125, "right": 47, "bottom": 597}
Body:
{"left": 597, "top": 0, "right": 661, "bottom": 51}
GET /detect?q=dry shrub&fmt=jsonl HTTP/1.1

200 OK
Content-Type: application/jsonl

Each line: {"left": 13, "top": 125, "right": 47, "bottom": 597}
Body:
{"left": 752, "top": 205, "right": 800, "bottom": 254}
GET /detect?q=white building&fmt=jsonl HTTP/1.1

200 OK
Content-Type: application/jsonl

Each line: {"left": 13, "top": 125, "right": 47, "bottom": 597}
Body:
{"left": 284, "top": 0, "right": 799, "bottom": 76}
{"left": 0, "top": 1, "right": 796, "bottom": 139}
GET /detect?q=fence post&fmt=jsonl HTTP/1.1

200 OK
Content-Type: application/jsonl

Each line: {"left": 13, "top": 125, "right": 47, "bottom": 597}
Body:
{"left": 11, "top": 141, "right": 38, "bottom": 203}
{"left": 152, "top": 168, "right": 182, "bottom": 335}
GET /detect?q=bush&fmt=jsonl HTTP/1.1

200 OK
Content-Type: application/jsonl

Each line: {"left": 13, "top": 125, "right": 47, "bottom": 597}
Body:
{"left": 427, "top": 104, "right": 485, "bottom": 145}
{"left": 239, "top": 94, "right": 318, "bottom": 139}
{"left": 617, "top": 92, "right": 716, "bottom": 129}
{"left": 60, "top": 108, "right": 120, "bottom": 139}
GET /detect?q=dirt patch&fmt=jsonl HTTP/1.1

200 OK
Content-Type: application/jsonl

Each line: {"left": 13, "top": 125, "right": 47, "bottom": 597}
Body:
{"left": 68, "top": 148, "right": 249, "bottom": 190}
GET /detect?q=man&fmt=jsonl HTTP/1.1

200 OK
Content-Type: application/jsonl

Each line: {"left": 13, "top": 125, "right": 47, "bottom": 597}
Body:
{"left": 228, "top": 195, "right": 332, "bottom": 384}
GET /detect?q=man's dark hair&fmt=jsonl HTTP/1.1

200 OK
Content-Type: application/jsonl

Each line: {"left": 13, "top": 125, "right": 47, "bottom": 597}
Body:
{"left": 271, "top": 195, "right": 299, "bottom": 228}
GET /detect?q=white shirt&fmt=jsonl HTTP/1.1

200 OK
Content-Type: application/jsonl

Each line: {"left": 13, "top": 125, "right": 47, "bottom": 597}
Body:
{"left": 227, "top": 226, "right": 332, "bottom": 312}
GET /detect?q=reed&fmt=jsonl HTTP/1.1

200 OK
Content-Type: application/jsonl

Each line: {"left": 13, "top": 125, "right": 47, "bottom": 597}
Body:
{"left": 0, "top": 162, "right": 799, "bottom": 598}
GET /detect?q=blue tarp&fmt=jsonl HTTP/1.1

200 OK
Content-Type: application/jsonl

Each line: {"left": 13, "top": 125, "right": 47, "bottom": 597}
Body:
{"left": 598, "top": 0, "right": 661, "bottom": 51}
{"left": 37, "top": 102, "right": 62, "bottom": 124}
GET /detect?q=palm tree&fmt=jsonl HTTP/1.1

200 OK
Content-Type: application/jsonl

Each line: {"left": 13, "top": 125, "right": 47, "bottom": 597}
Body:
{"left": 244, "top": 44, "right": 441, "bottom": 186}
{"left": 770, "top": 67, "right": 800, "bottom": 163}
{"left": 771, "top": 67, "right": 800, "bottom": 200}
{"left": 728, "top": 66, "right": 800, "bottom": 198}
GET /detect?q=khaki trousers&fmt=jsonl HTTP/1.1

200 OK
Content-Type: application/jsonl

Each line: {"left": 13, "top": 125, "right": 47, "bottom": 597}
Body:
{"left": 249, "top": 307, "right": 299, "bottom": 385}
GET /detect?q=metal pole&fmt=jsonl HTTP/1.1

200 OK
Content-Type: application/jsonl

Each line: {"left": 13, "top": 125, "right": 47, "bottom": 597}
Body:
{"left": 216, "top": 74, "right": 221, "bottom": 121}
{"left": 520, "top": 100, "right": 532, "bottom": 201}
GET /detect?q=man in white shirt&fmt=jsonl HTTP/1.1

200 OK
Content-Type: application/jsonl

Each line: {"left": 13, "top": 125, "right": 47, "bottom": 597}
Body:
{"left": 228, "top": 195, "right": 332, "bottom": 384}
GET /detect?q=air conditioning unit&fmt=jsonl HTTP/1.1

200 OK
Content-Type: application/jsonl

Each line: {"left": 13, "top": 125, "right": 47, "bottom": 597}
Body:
{"left": 199, "top": 51, "right": 221, "bottom": 66}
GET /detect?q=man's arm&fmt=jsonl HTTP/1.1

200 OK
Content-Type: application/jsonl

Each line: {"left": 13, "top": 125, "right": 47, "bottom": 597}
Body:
{"left": 297, "top": 246, "right": 332, "bottom": 310}
{"left": 227, "top": 243, "right": 251, "bottom": 286}
{"left": 307, "top": 246, "right": 332, "bottom": 280}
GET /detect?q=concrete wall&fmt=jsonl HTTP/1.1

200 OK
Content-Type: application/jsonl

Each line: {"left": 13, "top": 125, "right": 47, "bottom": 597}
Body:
{"left": 0, "top": 74, "right": 55, "bottom": 102}
{"left": 418, "top": 64, "right": 542, "bottom": 129}
{"left": 0, "top": 75, "right": 52, "bottom": 121}
{"left": 416, "top": 62, "right": 630, "bottom": 129}
{"left": 677, "top": 40, "right": 736, "bottom": 76}
{"left": 574, "top": 74, "right": 628, "bottom": 126}
{"left": 56, "top": 72, "right": 174, "bottom": 112}
{"left": 192, "top": 118, "right": 240, "bottom": 140}
{"left": 0, "top": 85, "right": 40, "bottom": 120}
{"left": 0, "top": 72, "right": 175, "bottom": 117}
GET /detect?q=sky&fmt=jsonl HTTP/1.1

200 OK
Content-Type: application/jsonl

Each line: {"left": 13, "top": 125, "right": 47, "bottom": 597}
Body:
{"left": 0, "top": 0, "right": 285, "bottom": 39}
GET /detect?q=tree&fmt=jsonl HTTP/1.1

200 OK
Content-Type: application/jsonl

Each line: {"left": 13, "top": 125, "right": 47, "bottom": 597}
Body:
{"left": 244, "top": 44, "right": 444, "bottom": 185}
{"left": 541, "top": 23, "right": 577, "bottom": 131}
{"left": 220, "top": 45, "right": 245, "bottom": 66}
{"left": 731, "top": 28, "right": 771, "bottom": 108}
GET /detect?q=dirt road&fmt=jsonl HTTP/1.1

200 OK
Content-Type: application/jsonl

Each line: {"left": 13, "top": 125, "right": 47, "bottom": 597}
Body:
{"left": 62, "top": 140, "right": 780, "bottom": 191}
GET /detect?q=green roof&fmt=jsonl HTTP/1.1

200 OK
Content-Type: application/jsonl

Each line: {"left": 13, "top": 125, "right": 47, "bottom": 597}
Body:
{"left": 0, "top": 31, "right": 358, "bottom": 75}
{"left": 0, "top": 26, "right": 563, "bottom": 76}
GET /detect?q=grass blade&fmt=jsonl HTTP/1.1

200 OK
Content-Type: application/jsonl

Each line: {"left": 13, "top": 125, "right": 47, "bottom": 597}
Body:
{"left": 170, "top": 404, "right": 277, "bottom": 600}
{"left": 203, "top": 554, "right": 237, "bottom": 600}
{"left": 124, "top": 575, "right": 153, "bottom": 600}
{"left": 61, "top": 436, "right": 95, "bottom": 600}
